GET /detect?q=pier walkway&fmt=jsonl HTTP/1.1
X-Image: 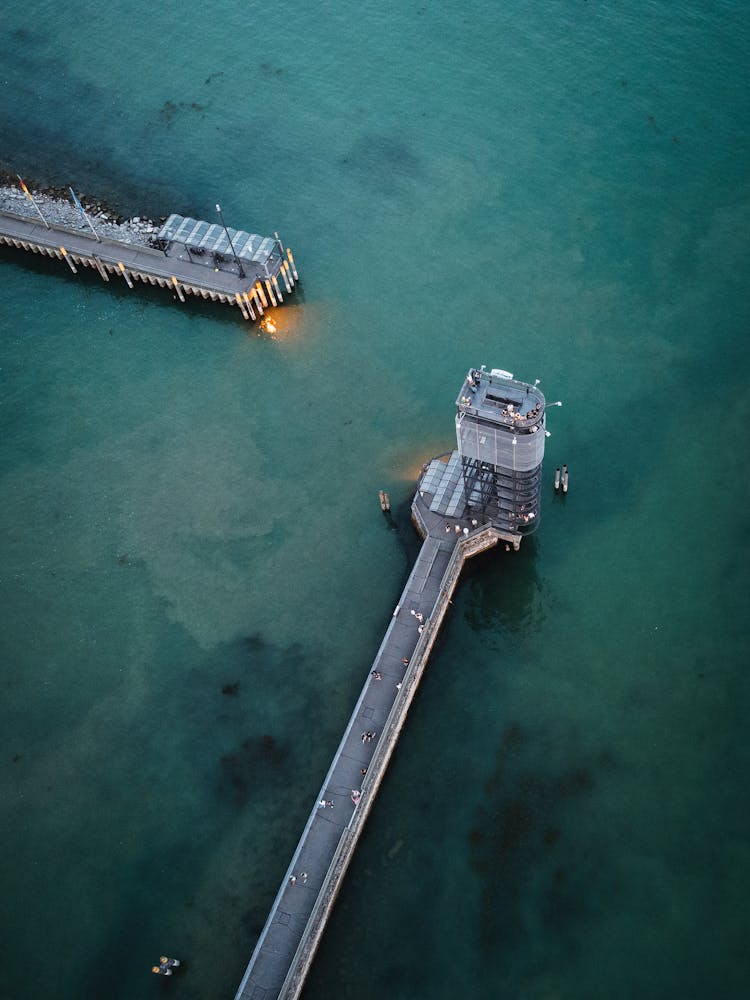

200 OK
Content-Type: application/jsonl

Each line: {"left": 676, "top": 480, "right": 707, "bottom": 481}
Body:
{"left": 0, "top": 209, "right": 296, "bottom": 321}
{"left": 234, "top": 483, "right": 521, "bottom": 1000}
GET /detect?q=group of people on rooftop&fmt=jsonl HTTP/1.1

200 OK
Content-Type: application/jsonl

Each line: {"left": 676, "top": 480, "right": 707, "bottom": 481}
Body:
{"left": 500, "top": 401, "right": 542, "bottom": 425}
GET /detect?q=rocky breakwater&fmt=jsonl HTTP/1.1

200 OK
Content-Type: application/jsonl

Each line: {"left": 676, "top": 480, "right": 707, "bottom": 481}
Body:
{"left": 0, "top": 174, "right": 161, "bottom": 249}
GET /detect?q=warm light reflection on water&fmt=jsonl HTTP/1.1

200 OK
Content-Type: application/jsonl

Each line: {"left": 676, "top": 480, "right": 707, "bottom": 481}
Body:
{"left": 248, "top": 300, "right": 327, "bottom": 345}
{"left": 391, "top": 440, "right": 452, "bottom": 483}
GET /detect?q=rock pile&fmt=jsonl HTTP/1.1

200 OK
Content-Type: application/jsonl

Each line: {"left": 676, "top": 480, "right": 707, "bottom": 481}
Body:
{"left": 0, "top": 178, "right": 162, "bottom": 249}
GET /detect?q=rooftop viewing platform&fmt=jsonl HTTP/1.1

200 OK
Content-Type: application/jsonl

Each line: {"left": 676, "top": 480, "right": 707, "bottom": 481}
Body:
{"left": 457, "top": 367, "right": 546, "bottom": 432}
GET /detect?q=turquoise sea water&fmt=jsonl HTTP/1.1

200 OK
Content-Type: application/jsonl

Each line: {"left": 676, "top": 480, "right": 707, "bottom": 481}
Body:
{"left": 1, "top": 2, "right": 749, "bottom": 998}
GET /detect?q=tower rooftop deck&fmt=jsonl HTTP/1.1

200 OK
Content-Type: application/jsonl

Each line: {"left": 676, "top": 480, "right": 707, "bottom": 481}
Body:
{"left": 457, "top": 369, "right": 546, "bottom": 431}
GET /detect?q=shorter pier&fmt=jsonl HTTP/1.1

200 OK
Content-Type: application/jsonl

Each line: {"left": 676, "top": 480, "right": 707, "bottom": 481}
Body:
{"left": 234, "top": 484, "right": 521, "bottom": 1000}
{"left": 0, "top": 207, "right": 298, "bottom": 323}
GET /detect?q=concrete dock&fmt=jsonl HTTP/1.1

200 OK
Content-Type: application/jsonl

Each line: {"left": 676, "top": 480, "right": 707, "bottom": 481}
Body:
{"left": 233, "top": 481, "right": 521, "bottom": 1000}
{"left": 0, "top": 208, "right": 298, "bottom": 322}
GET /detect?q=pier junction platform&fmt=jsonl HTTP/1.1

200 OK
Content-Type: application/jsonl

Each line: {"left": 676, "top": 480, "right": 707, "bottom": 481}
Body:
{"left": 234, "top": 368, "right": 547, "bottom": 1000}
{"left": 0, "top": 207, "right": 298, "bottom": 322}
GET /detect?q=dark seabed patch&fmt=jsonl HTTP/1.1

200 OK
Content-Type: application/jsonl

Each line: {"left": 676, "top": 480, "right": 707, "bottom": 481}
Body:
{"left": 469, "top": 723, "right": 608, "bottom": 954}
{"left": 218, "top": 734, "right": 290, "bottom": 805}
{"left": 158, "top": 99, "right": 207, "bottom": 126}
{"left": 462, "top": 540, "right": 546, "bottom": 640}
{"left": 341, "top": 133, "right": 423, "bottom": 195}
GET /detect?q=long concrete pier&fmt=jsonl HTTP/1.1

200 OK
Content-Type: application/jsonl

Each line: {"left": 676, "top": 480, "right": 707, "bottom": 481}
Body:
{"left": 0, "top": 208, "right": 297, "bottom": 322}
{"left": 233, "top": 483, "right": 521, "bottom": 1000}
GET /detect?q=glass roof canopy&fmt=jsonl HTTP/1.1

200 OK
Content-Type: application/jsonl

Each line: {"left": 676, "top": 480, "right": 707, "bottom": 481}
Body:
{"left": 157, "top": 214, "right": 278, "bottom": 266}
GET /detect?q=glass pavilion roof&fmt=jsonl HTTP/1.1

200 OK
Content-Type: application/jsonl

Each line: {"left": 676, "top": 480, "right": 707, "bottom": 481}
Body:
{"left": 157, "top": 214, "right": 277, "bottom": 265}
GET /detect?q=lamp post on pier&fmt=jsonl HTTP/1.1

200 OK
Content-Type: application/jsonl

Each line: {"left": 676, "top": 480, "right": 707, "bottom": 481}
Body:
{"left": 215, "top": 203, "right": 244, "bottom": 279}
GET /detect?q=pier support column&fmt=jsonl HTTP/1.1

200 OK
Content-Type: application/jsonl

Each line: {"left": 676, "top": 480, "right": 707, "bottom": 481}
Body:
{"left": 118, "top": 262, "right": 134, "bottom": 289}
{"left": 60, "top": 247, "right": 77, "bottom": 274}
{"left": 243, "top": 292, "right": 256, "bottom": 320}
{"left": 171, "top": 276, "right": 186, "bottom": 303}
{"left": 280, "top": 261, "right": 293, "bottom": 293}
{"left": 256, "top": 282, "right": 269, "bottom": 309}
{"left": 252, "top": 288, "right": 264, "bottom": 315}
{"left": 271, "top": 274, "right": 283, "bottom": 302}
{"left": 286, "top": 248, "right": 299, "bottom": 280}
{"left": 235, "top": 292, "right": 250, "bottom": 320}
{"left": 264, "top": 279, "right": 277, "bottom": 307}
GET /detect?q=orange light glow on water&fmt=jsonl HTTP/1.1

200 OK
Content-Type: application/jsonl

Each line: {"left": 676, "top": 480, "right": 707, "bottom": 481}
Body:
{"left": 257, "top": 316, "right": 278, "bottom": 336}
{"left": 392, "top": 440, "right": 452, "bottom": 483}
{"left": 251, "top": 302, "right": 313, "bottom": 343}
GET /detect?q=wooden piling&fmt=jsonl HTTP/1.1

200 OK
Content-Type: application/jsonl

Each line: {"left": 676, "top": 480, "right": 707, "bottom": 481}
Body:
{"left": 118, "top": 262, "right": 134, "bottom": 289}
{"left": 280, "top": 261, "right": 293, "bottom": 293}
{"left": 243, "top": 292, "right": 256, "bottom": 320}
{"left": 60, "top": 247, "right": 77, "bottom": 274}
{"left": 264, "top": 279, "right": 277, "bottom": 307}
{"left": 286, "top": 248, "right": 299, "bottom": 280}
{"left": 554, "top": 467, "right": 561, "bottom": 491}
{"left": 235, "top": 292, "right": 250, "bottom": 320}
{"left": 171, "top": 275, "right": 186, "bottom": 303}
{"left": 272, "top": 274, "right": 283, "bottom": 302}
{"left": 562, "top": 464, "right": 569, "bottom": 494}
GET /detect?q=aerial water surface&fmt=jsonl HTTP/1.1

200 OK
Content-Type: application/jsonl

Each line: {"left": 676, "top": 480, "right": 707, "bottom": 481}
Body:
{"left": 0, "top": 2, "right": 748, "bottom": 998}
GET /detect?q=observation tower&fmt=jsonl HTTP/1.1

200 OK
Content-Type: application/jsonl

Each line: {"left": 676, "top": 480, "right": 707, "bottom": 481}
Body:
{"left": 415, "top": 367, "right": 546, "bottom": 545}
